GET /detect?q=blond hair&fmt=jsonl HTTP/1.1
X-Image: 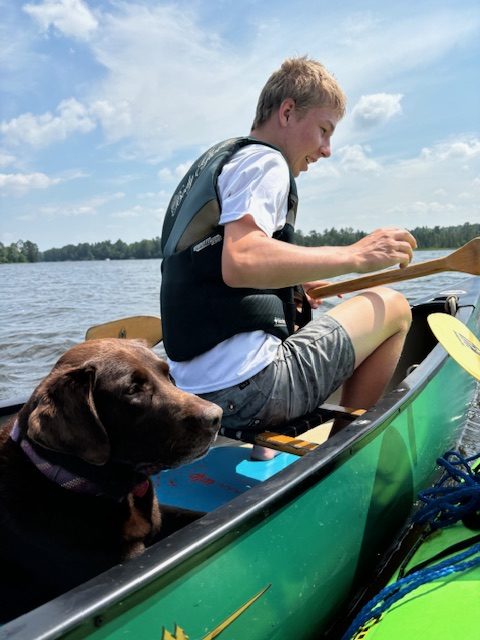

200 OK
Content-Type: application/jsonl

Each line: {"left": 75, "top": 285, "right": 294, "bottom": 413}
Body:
{"left": 252, "top": 56, "right": 346, "bottom": 129}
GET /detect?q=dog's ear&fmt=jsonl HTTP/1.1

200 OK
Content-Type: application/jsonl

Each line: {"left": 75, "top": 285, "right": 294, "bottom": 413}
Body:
{"left": 27, "top": 364, "right": 110, "bottom": 465}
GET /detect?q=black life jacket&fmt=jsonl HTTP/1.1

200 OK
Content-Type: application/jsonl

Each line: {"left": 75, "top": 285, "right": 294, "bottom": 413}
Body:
{"left": 160, "top": 137, "right": 310, "bottom": 361}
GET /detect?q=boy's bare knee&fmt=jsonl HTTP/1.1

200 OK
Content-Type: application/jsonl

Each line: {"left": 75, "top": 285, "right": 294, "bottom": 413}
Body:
{"left": 375, "top": 286, "right": 412, "bottom": 333}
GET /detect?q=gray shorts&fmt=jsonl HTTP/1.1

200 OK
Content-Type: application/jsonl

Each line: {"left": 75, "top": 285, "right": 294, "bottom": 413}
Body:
{"left": 199, "top": 314, "right": 355, "bottom": 431}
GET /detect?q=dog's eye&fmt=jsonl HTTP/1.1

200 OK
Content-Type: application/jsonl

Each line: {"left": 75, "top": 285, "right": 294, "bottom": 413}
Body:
{"left": 126, "top": 382, "right": 144, "bottom": 395}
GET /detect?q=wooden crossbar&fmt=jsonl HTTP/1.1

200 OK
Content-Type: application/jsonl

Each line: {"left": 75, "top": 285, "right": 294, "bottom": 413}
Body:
{"left": 255, "top": 432, "right": 320, "bottom": 456}
{"left": 255, "top": 404, "right": 366, "bottom": 456}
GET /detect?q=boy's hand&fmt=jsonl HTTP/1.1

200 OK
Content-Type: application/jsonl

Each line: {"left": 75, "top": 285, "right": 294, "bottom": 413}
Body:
{"left": 303, "top": 280, "right": 342, "bottom": 308}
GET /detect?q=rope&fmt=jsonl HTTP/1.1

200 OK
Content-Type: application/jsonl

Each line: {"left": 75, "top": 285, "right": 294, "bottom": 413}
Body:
{"left": 414, "top": 450, "right": 480, "bottom": 529}
{"left": 342, "top": 450, "right": 480, "bottom": 639}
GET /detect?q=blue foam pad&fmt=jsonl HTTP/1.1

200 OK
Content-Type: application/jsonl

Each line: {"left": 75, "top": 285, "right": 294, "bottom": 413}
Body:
{"left": 152, "top": 446, "right": 296, "bottom": 512}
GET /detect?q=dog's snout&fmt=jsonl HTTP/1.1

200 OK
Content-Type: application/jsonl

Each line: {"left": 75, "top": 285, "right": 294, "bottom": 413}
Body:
{"left": 196, "top": 402, "right": 222, "bottom": 434}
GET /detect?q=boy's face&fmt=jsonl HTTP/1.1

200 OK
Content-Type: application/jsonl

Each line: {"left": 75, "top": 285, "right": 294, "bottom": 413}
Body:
{"left": 281, "top": 105, "right": 340, "bottom": 177}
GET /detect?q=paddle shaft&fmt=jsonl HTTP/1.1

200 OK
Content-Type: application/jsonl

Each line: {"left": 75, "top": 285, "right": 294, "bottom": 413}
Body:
{"left": 308, "top": 237, "right": 480, "bottom": 299}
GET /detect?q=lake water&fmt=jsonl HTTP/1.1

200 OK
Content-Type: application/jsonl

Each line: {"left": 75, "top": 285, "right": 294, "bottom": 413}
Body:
{"left": 0, "top": 251, "right": 475, "bottom": 402}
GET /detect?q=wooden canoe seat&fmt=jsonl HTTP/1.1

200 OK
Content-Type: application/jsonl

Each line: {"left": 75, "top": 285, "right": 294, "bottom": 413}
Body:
{"left": 219, "top": 404, "right": 366, "bottom": 457}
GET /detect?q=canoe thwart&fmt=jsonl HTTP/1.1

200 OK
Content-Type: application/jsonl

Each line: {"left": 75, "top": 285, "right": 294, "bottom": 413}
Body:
{"left": 219, "top": 403, "right": 366, "bottom": 456}
{"left": 255, "top": 432, "right": 320, "bottom": 456}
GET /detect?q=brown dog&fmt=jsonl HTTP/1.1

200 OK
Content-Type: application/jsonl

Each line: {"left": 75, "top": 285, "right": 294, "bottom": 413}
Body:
{"left": 0, "top": 339, "right": 222, "bottom": 623}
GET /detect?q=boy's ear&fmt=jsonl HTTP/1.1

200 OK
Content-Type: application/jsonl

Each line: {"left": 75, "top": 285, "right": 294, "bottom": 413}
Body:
{"left": 278, "top": 98, "right": 296, "bottom": 126}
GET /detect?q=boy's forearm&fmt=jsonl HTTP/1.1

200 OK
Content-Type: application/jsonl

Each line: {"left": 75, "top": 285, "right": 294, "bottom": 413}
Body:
{"left": 221, "top": 218, "right": 416, "bottom": 290}
{"left": 222, "top": 231, "right": 358, "bottom": 289}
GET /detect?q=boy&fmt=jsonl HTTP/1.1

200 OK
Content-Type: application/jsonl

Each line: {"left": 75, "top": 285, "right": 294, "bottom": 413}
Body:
{"left": 161, "top": 57, "right": 416, "bottom": 459}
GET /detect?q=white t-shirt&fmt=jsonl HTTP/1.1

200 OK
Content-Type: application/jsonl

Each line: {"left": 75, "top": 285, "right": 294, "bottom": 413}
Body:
{"left": 168, "top": 144, "right": 291, "bottom": 394}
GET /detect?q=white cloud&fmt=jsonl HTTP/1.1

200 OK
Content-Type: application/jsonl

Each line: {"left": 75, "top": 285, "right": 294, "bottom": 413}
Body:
{"left": 302, "top": 145, "right": 381, "bottom": 189}
{"left": 158, "top": 161, "right": 193, "bottom": 182}
{"left": 351, "top": 93, "right": 403, "bottom": 128}
{"left": 337, "top": 145, "right": 382, "bottom": 173}
{"left": 175, "top": 162, "right": 193, "bottom": 179}
{"left": 89, "top": 100, "right": 132, "bottom": 141}
{"left": 23, "top": 0, "right": 98, "bottom": 41}
{"left": 0, "top": 171, "right": 61, "bottom": 192}
{"left": 393, "top": 138, "right": 480, "bottom": 183}
{"left": 420, "top": 139, "right": 480, "bottom": 162}
{"left": 1, "top": 98, "right": 96, "bottom": 147}
{"left": 157, "top": 168, "right": 172, "bottom": 181}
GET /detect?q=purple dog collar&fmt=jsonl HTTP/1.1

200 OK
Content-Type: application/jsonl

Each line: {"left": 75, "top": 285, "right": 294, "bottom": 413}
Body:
{"left": 9, "top": 420, "right": 150, "bottom": 500}
{"left": 10, "top": 420, "right": 105, "bottom": 495}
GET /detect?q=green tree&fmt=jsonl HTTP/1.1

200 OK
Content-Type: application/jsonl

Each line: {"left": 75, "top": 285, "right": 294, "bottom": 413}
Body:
{"left": 21, "top": 240, "right": 40, "bottom": 262}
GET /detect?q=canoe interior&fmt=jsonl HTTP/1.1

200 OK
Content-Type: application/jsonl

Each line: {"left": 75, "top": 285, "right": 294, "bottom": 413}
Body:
{"left": 1, "top": 277, "right": 480, "bottom": 640}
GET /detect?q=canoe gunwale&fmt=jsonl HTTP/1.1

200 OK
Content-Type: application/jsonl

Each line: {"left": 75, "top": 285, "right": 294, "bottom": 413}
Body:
{"left": 2, "top": 277, "right": 480, "bottom": 640}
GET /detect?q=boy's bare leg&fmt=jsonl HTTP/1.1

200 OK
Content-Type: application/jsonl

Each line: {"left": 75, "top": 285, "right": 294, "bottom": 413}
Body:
{"left": 251, "top": 445, "right": 280, "bottom": 461}
{"left": 326, "top": 286, "right": 412, "bottom": 434}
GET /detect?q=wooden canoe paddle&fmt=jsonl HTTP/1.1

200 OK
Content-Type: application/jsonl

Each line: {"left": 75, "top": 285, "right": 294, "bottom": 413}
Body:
{"left": 85, "top": 315, "right": 163, "bottom": 347}
{"left": 308, "top": 237, "right": 480, "bottom": 299}
{"left": 428, "top": 313, "right": 480, "bottom": 381}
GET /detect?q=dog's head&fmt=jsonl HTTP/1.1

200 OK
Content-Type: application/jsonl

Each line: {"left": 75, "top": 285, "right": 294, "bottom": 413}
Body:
{"left": 22, "top": 339, "right": 222, "bottom": 473}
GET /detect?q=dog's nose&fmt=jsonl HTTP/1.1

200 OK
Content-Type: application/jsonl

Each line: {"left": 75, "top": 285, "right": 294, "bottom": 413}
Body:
{"left": 199, "top": 403, "right": 223, "bottom": 434}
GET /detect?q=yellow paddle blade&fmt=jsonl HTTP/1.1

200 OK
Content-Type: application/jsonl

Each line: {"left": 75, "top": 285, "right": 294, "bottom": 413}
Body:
{"left": 85, "top": 315, "right": 163, "bottom": 348}
{"left": 428, "top": 313, "right": 480, "bottom": 381}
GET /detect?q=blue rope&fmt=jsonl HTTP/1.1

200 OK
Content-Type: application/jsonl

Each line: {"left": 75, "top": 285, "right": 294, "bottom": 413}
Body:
{"left": 414, "top": 450, "right": 480, "bottom": 529}
{"left": 342, "top": 450, "right": 480, "bottom": 639}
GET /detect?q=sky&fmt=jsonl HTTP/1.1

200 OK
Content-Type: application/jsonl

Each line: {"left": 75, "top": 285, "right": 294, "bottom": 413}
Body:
{"left": 1, "top": 0, "right": 479, "bottom": 252}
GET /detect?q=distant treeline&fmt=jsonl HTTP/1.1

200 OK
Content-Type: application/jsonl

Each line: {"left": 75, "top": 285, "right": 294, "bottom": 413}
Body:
{"left": 0, "top": 238, "right": 162, "bottom": 263}
{"left": 293, "top": 223, "right": 480, "bottom": 248}
{"left": 1, "top": 223, "right": 479, "bottom": 263}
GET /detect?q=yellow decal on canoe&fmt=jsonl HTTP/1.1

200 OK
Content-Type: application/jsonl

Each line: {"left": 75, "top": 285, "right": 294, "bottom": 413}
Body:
{"left": 162, "top": 625, "right": 189, "bottom": 640}
{"left": 161, "top": 584, "right": 271, "bottom": 640}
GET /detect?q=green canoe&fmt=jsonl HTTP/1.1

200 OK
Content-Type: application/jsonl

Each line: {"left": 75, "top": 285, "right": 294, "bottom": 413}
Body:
{"left": 1, "top": 277, "right": 480, "bottom": 640}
